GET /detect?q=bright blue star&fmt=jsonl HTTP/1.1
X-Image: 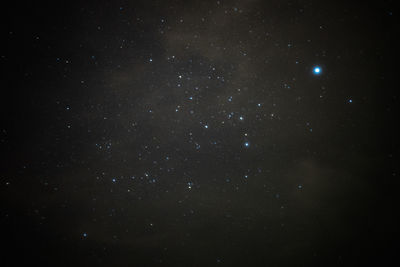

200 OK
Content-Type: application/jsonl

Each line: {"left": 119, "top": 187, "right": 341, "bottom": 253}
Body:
{"left": 313, "top": 66, "right": 321, "bottom": 75}
{"left": 244, "top": 142, "right": 250, "bottom": 148}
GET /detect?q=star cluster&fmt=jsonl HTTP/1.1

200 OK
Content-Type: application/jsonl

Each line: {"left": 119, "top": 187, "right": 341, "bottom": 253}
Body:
{"left": 1, "top": 1, "right": 398, "bottom": 266}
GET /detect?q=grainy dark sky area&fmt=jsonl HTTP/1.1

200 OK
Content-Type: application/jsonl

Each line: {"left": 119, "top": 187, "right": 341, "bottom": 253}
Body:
{"left": 1, "top": 0, "right": 398, "bottom": 266}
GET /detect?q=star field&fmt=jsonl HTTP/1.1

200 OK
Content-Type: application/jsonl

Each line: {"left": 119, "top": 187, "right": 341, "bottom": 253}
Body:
{"left": 1, "top": 0, "right": 398, "bottom": 266}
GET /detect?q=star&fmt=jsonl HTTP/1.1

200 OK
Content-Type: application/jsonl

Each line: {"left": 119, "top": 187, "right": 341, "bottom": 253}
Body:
{"left": 187, "top": 182, "right": 193, "bottom": 189}
{"left": 313, "top": 66, "right": 322, "bottom": 75}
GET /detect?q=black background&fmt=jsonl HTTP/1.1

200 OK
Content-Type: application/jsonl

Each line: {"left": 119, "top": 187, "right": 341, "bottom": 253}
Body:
{"left": 1, "top": 1, "right": 398, "bottom": 266}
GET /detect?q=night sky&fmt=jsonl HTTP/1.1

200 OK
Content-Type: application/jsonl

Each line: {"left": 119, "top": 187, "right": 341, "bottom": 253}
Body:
{"left": 1, "top": 1, "right": 398, "bottom": 266}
